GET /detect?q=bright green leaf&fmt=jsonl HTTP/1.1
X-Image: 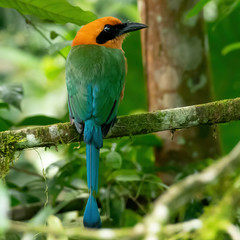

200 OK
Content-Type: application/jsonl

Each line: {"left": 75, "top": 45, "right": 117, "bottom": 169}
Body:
{"left": 17, "top": 115, "right": 61, "bottom": 126}
{"left": 106, "top": 151, "right": 122, "bottom": 169}
{"left": 186, "top": 0, "right": 211, "bottom": 19}
{"left": 222, "top": 42, "right": 240, "bottom": 55}
{"left": 0, "top": 0, "right": 96, "bottom": 25}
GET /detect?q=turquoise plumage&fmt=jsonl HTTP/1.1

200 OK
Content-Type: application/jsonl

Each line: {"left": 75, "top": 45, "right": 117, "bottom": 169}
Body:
{"left": 66, "top": 45, "right": 125, "bottom": 228}
{"left": 66, "top": 16, "right": 147, "bottom": 228}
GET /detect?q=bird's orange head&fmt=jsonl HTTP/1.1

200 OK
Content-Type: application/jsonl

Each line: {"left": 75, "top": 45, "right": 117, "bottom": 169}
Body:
{"left": 72, "top": 16, "right": 147, "bottom": 49}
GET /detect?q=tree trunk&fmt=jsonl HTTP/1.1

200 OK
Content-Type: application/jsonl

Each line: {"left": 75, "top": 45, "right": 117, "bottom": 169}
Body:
{"left": 138, "top": 0, "right": 221, "bottom": 180}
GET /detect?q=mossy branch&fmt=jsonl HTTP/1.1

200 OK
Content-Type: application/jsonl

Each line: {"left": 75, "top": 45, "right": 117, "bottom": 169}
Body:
{"left": 0, "top": 97, "right": 240, "bottom": 152}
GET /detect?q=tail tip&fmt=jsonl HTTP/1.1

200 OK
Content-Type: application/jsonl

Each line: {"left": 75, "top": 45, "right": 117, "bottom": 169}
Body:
{"left": 83, "top": 218, "right": 101, "bottom": 228}
{"left": 83, "top": 193, "right": 101, "bottom": 228}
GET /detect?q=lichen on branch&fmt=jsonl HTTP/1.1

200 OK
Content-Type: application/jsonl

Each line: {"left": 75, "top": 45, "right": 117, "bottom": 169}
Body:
{"left": 0, "top": 98, "right": 239, "bottom": 156}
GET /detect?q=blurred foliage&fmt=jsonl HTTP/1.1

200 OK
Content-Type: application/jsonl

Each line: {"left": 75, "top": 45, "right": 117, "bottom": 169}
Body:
{"left": 0, "top": 0, "right": 240, "bottom": 239}
{"left": 187, "top": 0, "right": 240, "bottom": 21}
{"left": 186, "top": 0, "right": 212, "bottom": 18}
{"left": 0, "top": 83, "right": 23, "bottom": 110}
{"left": 205, "top": 1, "right": 240, "bottom": 153}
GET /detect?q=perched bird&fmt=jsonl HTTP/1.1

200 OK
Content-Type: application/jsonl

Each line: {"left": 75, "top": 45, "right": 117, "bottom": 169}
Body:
{"left": 66, "top": 16, "right": 147, "bottom": 228}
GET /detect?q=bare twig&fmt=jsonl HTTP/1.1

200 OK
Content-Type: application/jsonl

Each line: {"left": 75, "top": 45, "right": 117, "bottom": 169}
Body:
{"left": 10, "top": 166, "right": 43, "bottom": 179}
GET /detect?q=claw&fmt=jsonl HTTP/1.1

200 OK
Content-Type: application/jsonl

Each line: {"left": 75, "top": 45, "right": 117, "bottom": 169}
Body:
{"left": 70, "top": 116, "right": 75, "bottom": 125}
{"left": 74, "top": 121, "right": 84, "bottom": 134}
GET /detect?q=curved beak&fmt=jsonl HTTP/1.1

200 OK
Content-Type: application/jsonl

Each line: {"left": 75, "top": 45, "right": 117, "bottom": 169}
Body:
{"left": 118, "top": 22, "right": 148, "bottom": 36}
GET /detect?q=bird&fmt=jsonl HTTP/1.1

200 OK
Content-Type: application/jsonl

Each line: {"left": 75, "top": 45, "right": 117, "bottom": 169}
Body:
{"left": 65, "top": 16, "right": 147, "bottom": 228}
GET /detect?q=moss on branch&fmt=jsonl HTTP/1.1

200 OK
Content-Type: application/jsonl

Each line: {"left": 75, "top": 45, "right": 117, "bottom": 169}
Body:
{"left": 0, "top": 97, "right": 240, "bottom": 154}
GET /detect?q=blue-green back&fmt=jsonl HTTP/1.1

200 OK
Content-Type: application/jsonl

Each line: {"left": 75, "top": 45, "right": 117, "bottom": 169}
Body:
{"left": 66, "top": 45, "right": 125, "bottom": 127}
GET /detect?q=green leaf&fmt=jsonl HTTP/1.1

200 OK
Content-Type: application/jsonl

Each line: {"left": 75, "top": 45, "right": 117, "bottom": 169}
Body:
{"left": 50, "top": 31, "right": 59, "bottom": 40}
{"left": 108, "top": 170, "right": 141, "bottom": 182}
{"left": 0, "top": 84, "right": 23, "bottom": 110}
{"left": 222, "top": 42, "right": 240, "bottom": 55}
{"left": 144, "top": 174, "right": 168, "bottom": 189}
{"left": 48, "top": 41, "right": 72, "bottom": 55}
{"left": 0, "top": 0, "right": 96, "bottom": 25}
{"left": 17, "top": 115, "right": 61, "bottom": 126}
{"left": 186, "top": 0, "right": 211, "bottom": 19}
{"left": 105, "top": 152, "right": 122, "bottom": 169}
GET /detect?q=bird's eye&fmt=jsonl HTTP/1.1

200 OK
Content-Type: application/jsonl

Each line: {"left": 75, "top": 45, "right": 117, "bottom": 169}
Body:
{"left": 104, "top": 25, "right": 111, "bottom": 32}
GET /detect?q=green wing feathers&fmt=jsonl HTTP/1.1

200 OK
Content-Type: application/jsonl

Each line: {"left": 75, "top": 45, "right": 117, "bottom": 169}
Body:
{"left": 66, "top": 45, "right": 125, "bottom": 130}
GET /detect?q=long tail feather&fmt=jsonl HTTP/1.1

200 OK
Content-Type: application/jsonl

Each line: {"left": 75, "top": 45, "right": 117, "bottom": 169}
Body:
{"left": 83, "top": 186, "right": 101, "bottom": 228}
{"left": 86, "top": 143, "right": 99, "bottom": 194}
{"left": 83, "top": 119, "right": 102, "bottom": 228}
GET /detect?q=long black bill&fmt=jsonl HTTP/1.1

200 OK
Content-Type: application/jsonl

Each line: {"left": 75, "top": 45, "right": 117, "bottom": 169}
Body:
{"left": 118, "top": 22, "right": 148, "bottom": 35}
{"left": 96, "top": 22, "right": 147, "bottom": 44}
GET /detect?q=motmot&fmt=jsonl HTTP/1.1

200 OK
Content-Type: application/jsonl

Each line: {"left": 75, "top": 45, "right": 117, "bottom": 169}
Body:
{"left": 66, "top": 16, "right": 147, "bottom": 228}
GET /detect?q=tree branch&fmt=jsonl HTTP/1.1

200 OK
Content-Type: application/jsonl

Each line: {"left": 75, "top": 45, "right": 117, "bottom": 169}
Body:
{"left": 0, "top": 98, "right": 240, "bottom": 152}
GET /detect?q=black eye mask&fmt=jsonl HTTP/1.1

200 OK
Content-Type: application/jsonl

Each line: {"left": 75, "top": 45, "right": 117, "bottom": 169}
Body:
{"left": 96, "top": 24, "right": 127, "bottom": 44}
{"left": 96, "top": 22, "right": 147, "bottom": 44}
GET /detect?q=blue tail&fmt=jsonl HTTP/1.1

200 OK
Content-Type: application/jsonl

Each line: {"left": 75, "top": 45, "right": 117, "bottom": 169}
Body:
{"left": 83, "top": 119, "right": 102, "bottom": 228}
